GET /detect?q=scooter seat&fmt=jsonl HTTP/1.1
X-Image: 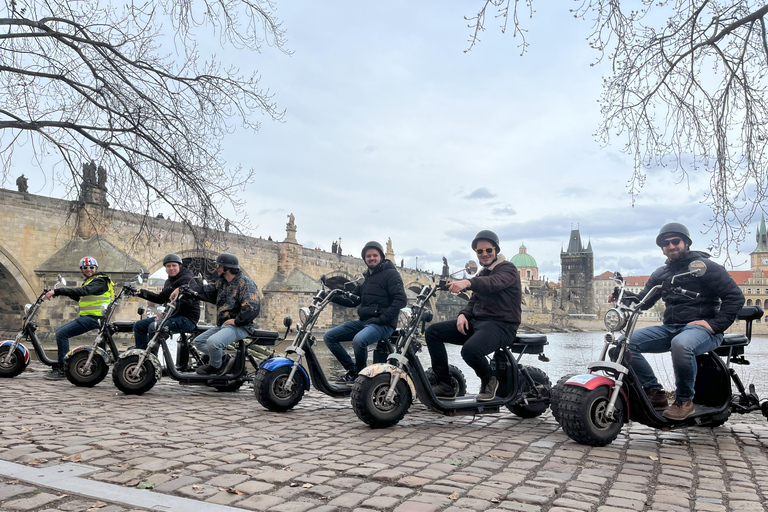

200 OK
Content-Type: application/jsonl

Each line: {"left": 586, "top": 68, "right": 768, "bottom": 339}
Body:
{"left": 247, "top": 330, "right": 280, "bottom": 346}
{"left": 507, "top": 334, "right": 548, "bottom": 354}
{"left": 111, "top": 321, "right": 135, "bottom": 333}
{"left": 715, "top": 333, "right": 750, "bottom": 357}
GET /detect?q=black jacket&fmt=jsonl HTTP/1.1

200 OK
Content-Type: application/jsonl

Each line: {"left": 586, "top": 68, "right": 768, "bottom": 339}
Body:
{"left": 137, "top": 267, "right": 201, "bottom": 324}
{"left": 53, "top": 273, "right": 111, "bottom": 300}
{"left": 637, "top": 250, "right": 744, "bottom": 333}
{"left": 331, "top": 259, "right": 407, "bottom": 329}
{"left": 460, "top": 255, "right": 522, "bottom": 328}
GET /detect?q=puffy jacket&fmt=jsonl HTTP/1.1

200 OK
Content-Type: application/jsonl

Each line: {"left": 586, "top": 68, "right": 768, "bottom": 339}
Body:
{"left": 460, "top": 255, "right": 521, "bottom": 328}
{"left": 198, "top": 272, "right": 260, "bottom": 332}
{"left": 53, "top": 273, "right": 113, "bottom": 316}
{"left": 137, "top": 266, "right": 201, "bottom": 324}
{"left": 331, "top": 259, "right": 407, "bottom": 329}
{"left": 637, "top": 250, "right": 744, "bottom": 333}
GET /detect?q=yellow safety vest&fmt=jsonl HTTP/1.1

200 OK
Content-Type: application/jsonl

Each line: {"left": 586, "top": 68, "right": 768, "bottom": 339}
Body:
{"left": 78, "top": 275, "right": 115, "bottom": 317}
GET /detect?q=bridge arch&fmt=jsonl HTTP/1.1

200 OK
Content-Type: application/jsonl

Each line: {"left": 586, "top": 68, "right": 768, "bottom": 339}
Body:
{"left": 0, "top": 246, "right": 38, "bottom": 336}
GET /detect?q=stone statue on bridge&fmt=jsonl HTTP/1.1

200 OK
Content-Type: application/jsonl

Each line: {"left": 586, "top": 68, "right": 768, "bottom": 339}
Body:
{"left": 16, "top": 174, "right": 28, "bottom": 193}
{"left": 284, "top": 213, "right": 297, "bottom": 243}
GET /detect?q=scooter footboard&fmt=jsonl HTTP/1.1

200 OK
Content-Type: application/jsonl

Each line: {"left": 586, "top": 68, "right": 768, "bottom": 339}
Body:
{"left": 259, "top": 357, "right": 310, "bottom": 391}
{"left": 358, "top": 363, "right": 416, "bottom": 397}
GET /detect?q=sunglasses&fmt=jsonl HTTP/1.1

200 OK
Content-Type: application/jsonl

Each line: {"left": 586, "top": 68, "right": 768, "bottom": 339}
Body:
{"left": 475, "top": 248, "right": 495, "bottom": 255}
{"left": 661, "top": 238, "right": 683, "bottom": 247}
{"left": 80, "top": 266, "right": 97, "bottom": 270}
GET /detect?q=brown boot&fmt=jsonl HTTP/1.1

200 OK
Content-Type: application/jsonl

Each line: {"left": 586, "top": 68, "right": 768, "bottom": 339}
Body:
{"left": 646, "top": 388, "right": 668, "bottom": 409}
{"left": 662, "top": 399, "right": 694, "bottom": 420}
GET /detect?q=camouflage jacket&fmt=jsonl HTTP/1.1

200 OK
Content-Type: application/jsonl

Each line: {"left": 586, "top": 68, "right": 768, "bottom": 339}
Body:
{"left": 198, "top": 273, "right": 260, "bottom": 331}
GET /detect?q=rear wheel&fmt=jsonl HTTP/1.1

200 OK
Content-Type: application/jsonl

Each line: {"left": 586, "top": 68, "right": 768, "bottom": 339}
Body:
{"left": 254, "top": 366, "right": 306, "bottom": 411}
{"left": 65, "top": 351, "right": 109, "bottom": 387}
{"left": 425, "top": 365, "right": 467, "bottom": 397}
{"left": 509, "top": 366, "right": 551, "bottom": 418}
{"left": 557, "top": 385, "right": 625, "bottom": 446}
{"left": 0, "top": 345, "right": 27, "bottom": 378}
{"left": 351, "top": 373, "right": 412, "bottom": 428}
{"left": 112, "top": 355, "right": 158, "bottom": 395}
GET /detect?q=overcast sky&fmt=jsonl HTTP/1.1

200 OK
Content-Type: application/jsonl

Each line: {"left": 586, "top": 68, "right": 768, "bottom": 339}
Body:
{"left": 10, "top": 2, "right": 764, "bottom": 279}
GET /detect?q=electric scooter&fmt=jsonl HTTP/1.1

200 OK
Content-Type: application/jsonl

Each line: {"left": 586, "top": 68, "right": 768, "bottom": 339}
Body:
{"left": 551, "top": 260, "right": 768, "bottom": 446}
{"left": 351, "top": 262, "right": 552, "bottom": 428}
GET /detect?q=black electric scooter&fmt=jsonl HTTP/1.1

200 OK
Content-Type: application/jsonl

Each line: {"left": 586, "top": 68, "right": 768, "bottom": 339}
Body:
{"left": 551, "top": 260, "right": 768, "bottom": 446}
{"left": 351, "top": 262, "right": 552, "bottom": 428}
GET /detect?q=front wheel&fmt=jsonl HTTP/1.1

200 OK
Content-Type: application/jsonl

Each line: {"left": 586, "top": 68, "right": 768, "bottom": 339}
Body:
{"left": 351, "top": 373, "right": 412, "bottom": 428}
{"left": 65, "top": 351, "right": 109, "bottom": 387}
{"left": 253, "top": 366, "right": 306, "bottom": 412}
{"left": 509, "top": 366, "right": 551, "bottom": 418}
{"left": 0, "top": 345, "right": 28, "bottom": 378}
{"left": 112, "top": 355, "right": 158, "bottom": 395}
{"left": 425, "top": 365, "right": 467, "bottom": 397}
{"left": 557, "top": 385, "right": 625, "bottom": 446}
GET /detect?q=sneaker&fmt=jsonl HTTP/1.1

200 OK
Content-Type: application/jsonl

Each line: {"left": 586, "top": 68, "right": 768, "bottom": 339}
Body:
{"left": 44, "top": 368, "right": 66, "bottom": 380}
{"left": 432, "top": 382, "right": 456, "bottom": 399}
{"left": 647, "top": 388, "right": 669, "bottom": 409}
{"left": 218, "top": 354, "right": 234, "bottom": 375}
{"left": 662, "top": 399, "right": 694, "bottom": 421}
{"left": 335, "top": 370, "right": 357, "bottom": 385}
{"left": 196, "top": 363, "right": 221, "bottom": 376}
{"left": 477, "top": 376, "right": 499, "bottom": 402}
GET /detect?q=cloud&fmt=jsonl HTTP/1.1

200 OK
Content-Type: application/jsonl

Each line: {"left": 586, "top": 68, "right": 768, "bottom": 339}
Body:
{"left": 464, "top": 187, "right": 496, "bottom": 199}
{"left": 492, "top": 206, "right": 516, "bottom": 216}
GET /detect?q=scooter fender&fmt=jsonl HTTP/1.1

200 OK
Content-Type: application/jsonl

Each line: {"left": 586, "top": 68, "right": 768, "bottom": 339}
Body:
{"left": 65, "top": 346, "right": 112, "bottom": 365}
{"left": 259, "top": 357, "right": 310, "bottom": 391}
{"left": 117, "top": 348, "right": 162, "bottom": 381}
{"left": 564, "top": 374, "right": 630, "bottom": 419}
{"left": 1, "top": 340, "right": 30, "bottom": 366}
{"left": 358, "top": 363, "right": 416, "bottom": 397}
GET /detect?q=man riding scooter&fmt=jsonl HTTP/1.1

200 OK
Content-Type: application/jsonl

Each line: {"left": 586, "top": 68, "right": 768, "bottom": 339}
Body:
{"left": 425, "top": 230, "right": 521, "bottom": 402}
{"left": 622, "top": 222, "right": 744, "bottom": 420}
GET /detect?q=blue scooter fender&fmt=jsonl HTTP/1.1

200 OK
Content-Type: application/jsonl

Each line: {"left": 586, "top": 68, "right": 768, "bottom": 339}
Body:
{"left": 65, "top": 345, "right": 112, "bottom": 365}
{"left": 260, "top": 357, "right": 310, "bottom": 391}
{"left": 1, "top": 340, "right": 30, "bottom": 366}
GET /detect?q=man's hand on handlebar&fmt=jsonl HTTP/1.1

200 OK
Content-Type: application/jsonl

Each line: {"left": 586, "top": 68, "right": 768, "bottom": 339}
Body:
{"left": 169, "top": 288, "right": 179, "bottom": 301}
{"left": 447, "top": 279, "right": 471, "bottom": 294}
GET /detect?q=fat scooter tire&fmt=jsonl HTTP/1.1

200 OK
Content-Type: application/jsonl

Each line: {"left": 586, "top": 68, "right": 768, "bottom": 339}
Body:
{"left": 253, "top": 366, "right": 306, "bottom": 412}
{"left": 112, "top": 355, "right": 158, "bottom": 395}
{"left": 351, "top": 373, "right": 412, "bottom": 428}
{"left": 557, "top": 384, "right": 625, "bottom": 446}
{"left": 509, "top": 366, "right": 551, "bottom": 418}
{"left": 425, "top": 365, "right": 467, "bottom": 397}
{"left": 0, "top": 345, "right": 28, "bottom": 378}
{"left": 64, "top": 351, "right": 109, "bottom": 387}
{"left": 550, "top": 374, "right": 576, "bottom": 421}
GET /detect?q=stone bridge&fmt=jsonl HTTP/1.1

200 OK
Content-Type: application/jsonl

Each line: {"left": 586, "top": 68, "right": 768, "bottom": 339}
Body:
{"left": 0, "top": 185, "right": 454, "bottom": 339}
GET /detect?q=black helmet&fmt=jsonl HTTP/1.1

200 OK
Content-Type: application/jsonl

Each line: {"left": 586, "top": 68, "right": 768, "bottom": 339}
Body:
{"left": 215, "top": 253, "right": 240, "bottom": 270}
{"left": 471, "top": 230, "right": 501, "bottom": 252}
{"left": 361, "top": 241, "right": 385, "bottom": 260}
{"left": 162, "top": 253, "right": 183, "bottom": 266}
{"left": 656, "top": 222, "right": 692, "bottom": 247}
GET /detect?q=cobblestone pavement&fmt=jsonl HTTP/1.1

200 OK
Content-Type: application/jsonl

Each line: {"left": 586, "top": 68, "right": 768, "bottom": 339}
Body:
{"left": 1, "top": 362, "right": 767, "bottom": 512}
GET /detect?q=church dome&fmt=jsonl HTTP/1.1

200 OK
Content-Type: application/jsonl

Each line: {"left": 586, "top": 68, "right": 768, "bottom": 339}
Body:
{"left": 510, "top": 244, "right": 537, "bottom": 268}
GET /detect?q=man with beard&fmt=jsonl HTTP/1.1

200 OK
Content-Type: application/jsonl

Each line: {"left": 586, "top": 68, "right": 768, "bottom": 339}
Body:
{"left": 323, "top": 241, "right": 407, "bottom": 384}
{"left": 133, "top": 254, "right": 200, "bottom": 354}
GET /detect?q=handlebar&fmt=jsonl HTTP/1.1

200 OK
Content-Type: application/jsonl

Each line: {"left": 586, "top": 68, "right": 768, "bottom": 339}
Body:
{"left": 673, "top": 286, "right": 700, "bottom": 300}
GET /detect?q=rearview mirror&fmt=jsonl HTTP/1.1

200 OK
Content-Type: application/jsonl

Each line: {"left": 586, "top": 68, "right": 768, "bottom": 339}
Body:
{"left": 464, "top": 261, "right": 478, "bottom": 276}
{"left": 56, "top": 274, "right": 67, "bottom": 287}
{"left": 689, "top": 260, "right": 707, "bottom": 277}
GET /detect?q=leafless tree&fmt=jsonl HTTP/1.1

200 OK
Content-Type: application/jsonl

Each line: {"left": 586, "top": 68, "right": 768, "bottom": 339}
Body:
{"left": 467, "top": 1, "right": 768, "bottom": 256}
{"left": 0, "top": 0, "right": 287, "bottom": 239}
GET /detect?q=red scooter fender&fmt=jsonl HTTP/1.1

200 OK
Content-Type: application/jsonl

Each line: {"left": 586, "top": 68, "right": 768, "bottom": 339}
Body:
{"left": 563, "top": 374, "right": 631, "bottom": 421}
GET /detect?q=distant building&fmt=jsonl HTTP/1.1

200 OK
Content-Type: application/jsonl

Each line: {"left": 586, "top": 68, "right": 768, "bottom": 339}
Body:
{"left": 560, "top": 227, "right": 594, "bottom": 314}
{"left": 510, "top": 244, "right": 538, "bottom": 293}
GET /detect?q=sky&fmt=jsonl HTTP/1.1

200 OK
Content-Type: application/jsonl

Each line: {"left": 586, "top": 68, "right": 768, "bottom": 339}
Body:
{"left": 7, "top": 2, "right": 763, "bottom": 279}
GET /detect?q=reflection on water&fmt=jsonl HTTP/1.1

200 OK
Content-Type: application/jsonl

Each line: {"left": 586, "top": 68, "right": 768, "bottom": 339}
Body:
{"left": 298, "top": 332, "right": 768, "bottom": 399}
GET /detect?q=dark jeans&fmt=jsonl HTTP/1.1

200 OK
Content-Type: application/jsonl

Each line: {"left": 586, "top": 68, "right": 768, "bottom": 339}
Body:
{"left": 133, "top": 316, "right": 197, "bottom": 355}
{"left": 323, "top": 320, "right": 394, "bottom": 373}
{"left": 55, "top": 315, "right": 101, "bottom": 365}
{"left": 425, "top": 318, "right": 516, "bottom": 384}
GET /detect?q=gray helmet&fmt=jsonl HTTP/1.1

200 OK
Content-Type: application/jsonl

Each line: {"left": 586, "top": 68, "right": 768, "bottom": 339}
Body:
{"left": 215, "top": 253, "right": 240, "bottom": 270}
{"left": 471, "top": 230, "right": 501, "bottom": 252}
{"left": 162, "top": 253, "right": 183, "bottom": 266}
{"left": 361, "top": 241, "right": 385, "bottom": 260}
{"left": 656, "top": 222, "right": 692, "bottom": 247}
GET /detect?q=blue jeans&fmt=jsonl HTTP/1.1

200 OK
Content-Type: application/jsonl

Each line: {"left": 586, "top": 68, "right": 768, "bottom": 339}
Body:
{"left": 55, "top": 316, "right": 101, "bottom": 365}
{"left": 323, "top": 320, "right": 394, "bottom": 373}
{"left": 629, "top": 323, "right": 723, "bottom": 402}
{"left": 192, "top": 325, "right": 251, "bottom": 368}
{"left": 134, "top": 316, "right": 197, "bottom": 355}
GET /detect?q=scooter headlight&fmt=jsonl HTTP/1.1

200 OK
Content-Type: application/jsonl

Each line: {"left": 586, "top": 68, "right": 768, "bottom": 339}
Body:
{"left": 398, "top": 308, "right": 412, "bottom": 329}
{"left": 604, "top": 308, "right": 626, "bottom": 331}
{"left": 24, "top": 304, "right": 32, "bottom": 315}
{"left": 299, "top": 307, "right": 310, "bottom": 325}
